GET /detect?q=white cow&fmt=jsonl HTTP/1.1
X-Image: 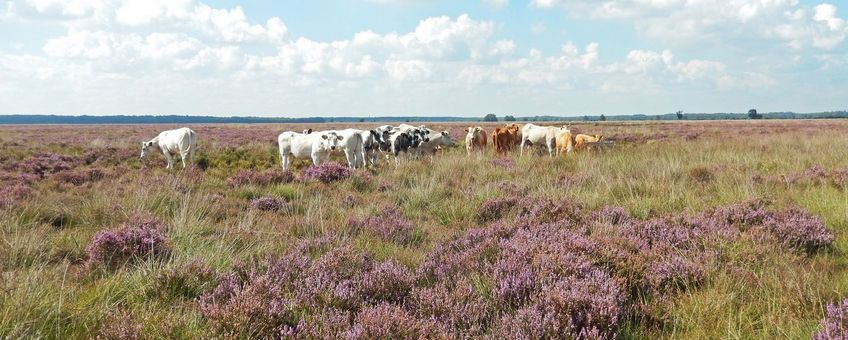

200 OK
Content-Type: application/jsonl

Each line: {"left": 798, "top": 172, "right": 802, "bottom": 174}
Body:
{"left": 520, "top": 123, "right": 569, "bottom": 157}
{"left": 277, "top": 131, "right": 344, "bottom": 171}
{"left": 140, "top": 127, "right": 197, "bottom": 169}
{"left": 332, "top": 129, "right": 367, "bottom": 168}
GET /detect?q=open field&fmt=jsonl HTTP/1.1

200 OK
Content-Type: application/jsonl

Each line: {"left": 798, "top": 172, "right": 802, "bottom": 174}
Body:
{"left": 1, "top": 120, "right": 847, "bottom": 338}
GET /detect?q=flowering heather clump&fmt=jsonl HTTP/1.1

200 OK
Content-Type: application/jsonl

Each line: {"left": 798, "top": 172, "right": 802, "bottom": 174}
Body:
{"left": 226, "top": 169, "right": 294, "bottom": 186}
{"left": 761, "top": 207, "right": 834, "bottom": 252}
{"left": 475, "top": 196, "right": 519, "bottom": 222}
{"left": 0, "top": 184, "right": 32, "bottom": 209}
{"left": 54, "top": 168, "right": 106, "bottom": 185}
{"left": 84, "top": 217, "right": 170, "bottom": 270}
{"left": 348, "top": 205, "right": 419, "bottom": 245}
{"left": 814, "top": 299, "right": 848, "bottom": 340}
{"left": 249, "top": 196, "right": 291, "bottom": 213}
{"left": 708, "top": 199, "right": 772, "bottom": 230}
{"left": 830, "top": 168, "right": 848, "bottom": 188}
{"left": 490, "top": 157, "right": 514, "bottom": 169}
{"left": 301, "top": 162, "right": 352, "bottom": 183}
{"left": 19, "top": 153, "right": 79, "bottom": 177}
{"left": 345, "top": 303, "right": 446, "bottom": 339}
{"left": 803, "top": 165, "right": 829, "bottom": 183}
{"left": 97, "top": 311, "right": 143, "bottom": 340}
{"left": 0, "top": 171, "right": 40, "bottom": 185}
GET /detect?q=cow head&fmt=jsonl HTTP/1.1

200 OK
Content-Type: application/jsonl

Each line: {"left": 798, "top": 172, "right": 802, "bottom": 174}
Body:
{"left": 303, "top": 128, "right": 313, "bottom": 134}
{"left": 440, "top": 131, "right": 456, "bottom": 146}
{"left": 140, "top": 141, "right": 155, "bottom": 158}
{"left": 320, "top": 132, "right": 344, "bottom": 151}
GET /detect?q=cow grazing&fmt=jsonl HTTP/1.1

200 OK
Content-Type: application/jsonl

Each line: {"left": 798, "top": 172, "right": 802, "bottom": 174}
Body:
{"left": 492, "top": 124, "right": 521, "bottom": 153}
{"left": 277, "top": 131, "right": 344, "bottom": 171}
{"left": 140, "top": 127, "right": 197, "bottom": 169}
{"left": 520, "top": 123, "right": 568, "bottom": 157}
{"left": 465, "top": 127, "right": 487, "bottom": 154}
{"left": 555, "top": 130, "right": 575, "bottom": 156}
{"left": 332, "top": 129, "right": 368, "bottom": 168}
{"left": 558, "top": 133, "right": 604, "bottom": 155}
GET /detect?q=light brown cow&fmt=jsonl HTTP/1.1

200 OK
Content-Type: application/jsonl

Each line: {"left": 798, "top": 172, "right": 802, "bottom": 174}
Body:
{"left": 464, "top": 126, "right": 487, "bottom": 154}
{"left": 492, "top": 123, "right": 521, "bottom": 153}
{"left": 556, "top": 132, "right": 603, "bottom": 155}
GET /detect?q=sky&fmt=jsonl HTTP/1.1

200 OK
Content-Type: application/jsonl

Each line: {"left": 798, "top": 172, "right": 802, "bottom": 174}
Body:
{"left": 0, "top": 0, "right": 847, "bottom": 117}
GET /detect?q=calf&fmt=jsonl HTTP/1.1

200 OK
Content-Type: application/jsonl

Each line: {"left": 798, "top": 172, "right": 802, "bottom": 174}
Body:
{"left": 277, "top": 131, "right": 343, "bottom": 170}
{"left": 140, "top": 127, "right": 197, "bottom": 169}
{"left": 465, "top": 126, "right": 487, "bottom": 154}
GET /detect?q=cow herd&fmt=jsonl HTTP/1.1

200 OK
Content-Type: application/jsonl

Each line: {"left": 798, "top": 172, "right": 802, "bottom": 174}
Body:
{"left": 139, "top": 123, "right": 604, "bottom": 169}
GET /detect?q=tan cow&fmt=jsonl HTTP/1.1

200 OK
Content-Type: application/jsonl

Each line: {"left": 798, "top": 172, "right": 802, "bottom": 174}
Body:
{"left": 556, "top": 132, "right": 603, "bottom": 155}
{"left": 492, "top": 123, "right": 521, "bottom": 153}
{"left": 464, "top": 127, "right": 487, "bottom": 154}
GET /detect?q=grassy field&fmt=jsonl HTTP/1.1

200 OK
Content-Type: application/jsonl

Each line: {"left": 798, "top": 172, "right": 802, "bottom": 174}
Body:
{"left": 1, "top": 120, "right": 847, "bottom": 338}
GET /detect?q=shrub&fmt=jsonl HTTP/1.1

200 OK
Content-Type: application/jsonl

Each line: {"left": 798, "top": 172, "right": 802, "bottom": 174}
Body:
{"left": 226, "top": 169, "right": 294, "bottom": 187}
{"left": 249, "top": 196, "right": 291, "bottom": 213}
{"left": 0, "top": 184, "right": 32, "bottom": 209}
{"left": 54, "top": 168, "right": 106, "bottom": 185}
{"left": 301, "top": 162, "right": 352, "bottom": 183}
{"left": 490, "top": 157, "right": 514, "bottom": 169}
{"left": 761, "top": 207, "right": 834, "bottom": 252}
{"left": 97, "top": 310, "right": 143, "bottom": 340}
{"left": 475, "top": 196, "right": 519, "bottom": 223}
{"left": 19, "top": 153, "right": 79, "bottom": 177}
{"left": 84, "top": 217, "right": 170, "bottom": 270}
{"left": 348, "top": 206, "right": 420, "bottom": 245}
{"left": 345, "top": 304, "right": 446, "bottom": 339}
{"left": 814, "top": 299, "right": 848, "bottom": 340}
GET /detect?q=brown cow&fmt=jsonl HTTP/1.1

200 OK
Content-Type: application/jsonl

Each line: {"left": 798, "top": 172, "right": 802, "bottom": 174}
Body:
{"left": 556, "top": 132, "right": 603, "bottom": 155}
{"left": 492, "top": 123, "right": 521, "bottom": 153}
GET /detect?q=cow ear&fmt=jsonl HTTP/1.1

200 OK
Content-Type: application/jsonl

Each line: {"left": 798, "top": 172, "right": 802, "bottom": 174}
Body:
{"left": 321, "top": 135, "right": 328, "bottom": 140}
{"left": 147, "top": 141, "right": 154, "bottom": 147}
{"left": 338, "top": 135, "right": 344, "bottom": 141}
{"left": 464, "top": 128, "right": 468, "bottom": 132}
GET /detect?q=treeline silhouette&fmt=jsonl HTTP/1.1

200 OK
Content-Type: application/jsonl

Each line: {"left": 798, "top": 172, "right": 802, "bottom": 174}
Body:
{"left": 0, "top": 111, "right": 846, "bottom": 124}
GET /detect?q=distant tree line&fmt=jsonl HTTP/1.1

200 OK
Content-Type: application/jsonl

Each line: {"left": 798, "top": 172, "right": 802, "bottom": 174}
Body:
{"left": 1, "top": 111, "right": 847, "bottom": 125}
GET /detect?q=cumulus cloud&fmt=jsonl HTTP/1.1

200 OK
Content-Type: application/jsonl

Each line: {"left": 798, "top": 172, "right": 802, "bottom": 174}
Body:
{"left": 533, "top": 0, "right": 848, "bottom": 50}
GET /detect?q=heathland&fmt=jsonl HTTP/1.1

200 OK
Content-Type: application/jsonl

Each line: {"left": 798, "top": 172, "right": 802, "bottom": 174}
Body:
{"left": 1, "top": 120, "right": 847, "bottom": 338}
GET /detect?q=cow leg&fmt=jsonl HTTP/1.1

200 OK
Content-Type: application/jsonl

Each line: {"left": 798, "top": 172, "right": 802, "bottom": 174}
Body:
{"left": 163, "top": 151, "right": 173, "bottom": 169}
{"left": 520, "top": 139, "right": 527, "bottom": 156}
{"left": 180, "top": 152, "right": 189, "bottom": 168}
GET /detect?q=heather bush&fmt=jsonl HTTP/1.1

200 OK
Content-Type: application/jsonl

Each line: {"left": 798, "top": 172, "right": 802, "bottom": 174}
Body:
{"left": 249, "top": 196, "right": 291, "bottom": 213}
{"left": 761, "top": 207, "right": 834, "bottom": 252}
{"left": 475, "top": 196, "right": 519, "bottom": 222}
{"left": 344, "top": 303, "right": 447, "bottom": 339}
{"left": 54, "top": 168, "right": 106, "bottom": 185}
{"left": 0, "top": 184, "right": 32, "bottom": 209}
{"left": 19, "top": 153, "right": 79, "bottom": 177}
{"left": 301, "top": 162, "right": 352, "bottom": 183}
{"left": 830, "top": 168, "right": 848, "bottom": 189}
{"left": 490, "top": 157, "right": 514, "bottom": 169}
{"left": 814, "top": 299, "right": 848, "bottom": 340}
{"left": 226, "top": 169, "right": 294, "bottom": 187}
{"left": 348, "top": 205, "right": 421, "bottom": 245}
{"left": 97, "top": 310, "right": 143, "bottom": 340}
{"left": 84, "top": 217, "right": 170, "bottom": 270}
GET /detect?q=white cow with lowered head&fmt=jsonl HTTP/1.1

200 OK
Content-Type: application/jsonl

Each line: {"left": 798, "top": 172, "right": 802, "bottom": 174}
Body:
{"left": 520, "top": 123, "right": 568, "bottom": 157}
{"left": 277, "top": 130, "right": 344, "bottom": 171}
{"left": 140, "top": 127, "right": 197, "bottom": 169}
